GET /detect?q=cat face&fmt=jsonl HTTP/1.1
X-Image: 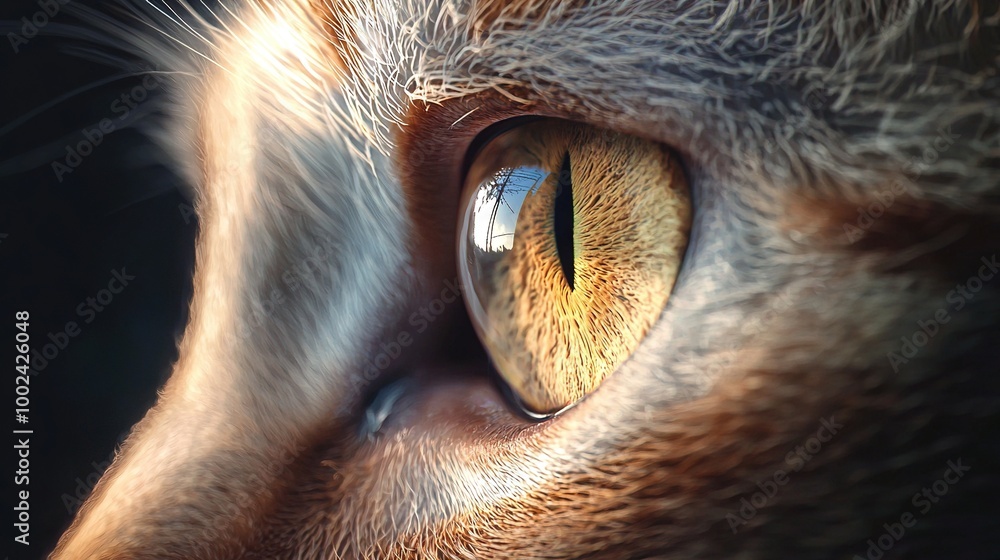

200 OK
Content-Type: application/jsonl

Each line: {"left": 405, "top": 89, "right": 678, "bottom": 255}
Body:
{"left": 53, "top": 1, "right": 999, "bottom": 558}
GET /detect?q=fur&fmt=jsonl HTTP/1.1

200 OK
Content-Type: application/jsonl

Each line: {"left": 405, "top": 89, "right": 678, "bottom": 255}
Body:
{"left": 52, "top": 1, "right": 999, "bottom": 558}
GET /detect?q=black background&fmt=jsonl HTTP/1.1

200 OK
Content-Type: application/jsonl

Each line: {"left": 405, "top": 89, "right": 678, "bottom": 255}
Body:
{"left": 2, "top": 1, "right": 197, "bottom": 557}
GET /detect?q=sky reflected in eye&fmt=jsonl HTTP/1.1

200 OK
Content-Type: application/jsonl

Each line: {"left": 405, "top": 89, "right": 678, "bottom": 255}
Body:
{"left": 471, "top": 166, "right": 550, "bottom": 253}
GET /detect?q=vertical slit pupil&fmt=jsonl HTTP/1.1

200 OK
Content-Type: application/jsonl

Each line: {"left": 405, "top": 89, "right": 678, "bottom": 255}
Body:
{"left": 553, "top": 152, "right": 575, "bottom": 290}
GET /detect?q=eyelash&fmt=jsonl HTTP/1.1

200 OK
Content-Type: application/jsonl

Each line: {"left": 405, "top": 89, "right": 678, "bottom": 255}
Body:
{"left": 460, "top": 116, "right": 546, "bottom": 179}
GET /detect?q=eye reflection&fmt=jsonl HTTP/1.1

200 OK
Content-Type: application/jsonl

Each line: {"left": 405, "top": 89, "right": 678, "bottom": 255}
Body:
{"left": 470, "top": 166, "right": 550, "bottom": 253}
{"left": 460, "top": 165, "right": 551, "bottom": 336}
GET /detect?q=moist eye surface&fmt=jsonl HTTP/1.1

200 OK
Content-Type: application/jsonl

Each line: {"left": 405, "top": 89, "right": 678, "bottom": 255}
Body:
{"left": 457, "top": 118, "right": 692, "bottom": 415}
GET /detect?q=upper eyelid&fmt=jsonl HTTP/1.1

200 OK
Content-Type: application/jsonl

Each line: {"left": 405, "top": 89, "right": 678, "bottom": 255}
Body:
{"left": 392, "top": 95, "right": 550, "bottom": 267}
{"left": 460, "top": 116, "right": 546, "bottom": 182}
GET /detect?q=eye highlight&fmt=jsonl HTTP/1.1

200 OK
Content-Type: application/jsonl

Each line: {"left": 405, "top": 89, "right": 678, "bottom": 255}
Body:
{"left": 458, "top": 119, "right": 690, "bottom": 416}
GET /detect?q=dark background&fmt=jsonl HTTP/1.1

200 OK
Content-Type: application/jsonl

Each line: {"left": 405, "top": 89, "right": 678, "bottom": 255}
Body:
{"left": 2, "top": 1, "right": 197, "bottom": 557}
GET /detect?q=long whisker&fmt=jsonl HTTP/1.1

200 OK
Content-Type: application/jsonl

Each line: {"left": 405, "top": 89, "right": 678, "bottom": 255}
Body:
{"left": 0, "top": 72, "right": 148, "bottom": 139}
{"left": 165, "top": 1, "right": 217, "bottom": 49}
{"left": 0, "top": 102, "right": 160, "bottom": 177}
{"left": 102, "top": 174, "right": 186, "bottom": 218}
{"left": 130, "top": 11, "right": 230, "bottom": 75}
{"left": 143, "top": 0, "right": 215, "bottom": 55}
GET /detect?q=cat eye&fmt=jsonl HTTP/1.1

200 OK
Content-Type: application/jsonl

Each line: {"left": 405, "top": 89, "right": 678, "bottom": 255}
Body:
{"left": 457, "top": 119, "right": 691, "bottom": 417}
